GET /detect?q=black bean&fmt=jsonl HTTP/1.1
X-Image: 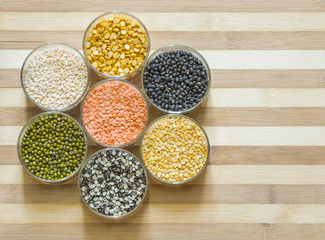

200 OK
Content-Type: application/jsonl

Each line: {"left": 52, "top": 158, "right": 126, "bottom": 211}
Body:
{"left": 143, "top": 50, "right": 208, "bottom": 111}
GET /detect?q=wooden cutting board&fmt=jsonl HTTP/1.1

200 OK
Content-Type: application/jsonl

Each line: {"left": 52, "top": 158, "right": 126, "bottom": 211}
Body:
{"left": 1, "top": 1, "right": 325, "bottom": 239}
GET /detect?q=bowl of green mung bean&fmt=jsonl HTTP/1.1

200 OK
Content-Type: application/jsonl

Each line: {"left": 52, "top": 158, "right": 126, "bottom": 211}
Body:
{"left": 17, "top": 111, "right": 88, "bottom": 184}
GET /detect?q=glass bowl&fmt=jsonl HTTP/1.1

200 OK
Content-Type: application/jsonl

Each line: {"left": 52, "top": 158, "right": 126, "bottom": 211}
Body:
{"left": 80, "top": 79, "right": 149, "bottom": 148}
{"left": 82, "top": 11, "right": 151, "bottom": 80}
{"left": 140, "top": 114, "right": 210, "bottom": 186}
{"left": 21, "top": 42, "right": 90, "bottom": 112}
{"left": 141, "top": 44, "right": 211, "bottom": 114}
{"left": 17, "top": 111, "right": 88, "bottom": 185}
{"left": 78, "top": 148, "right": 148, "bottom": 219}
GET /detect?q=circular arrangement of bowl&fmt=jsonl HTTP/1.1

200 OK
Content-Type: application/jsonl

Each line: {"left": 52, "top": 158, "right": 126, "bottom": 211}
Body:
{"left": 20, "top": 42, "right": 90, "bottom": 112}
{"left": 80, "top": 79, "right": 149, "bottom": 148}
{"left": 17, "top": 111, "right": 88, "bottom": 185}
{"left": 16, "top": 11, "right": 213, "bottom": 222}
{"left": 140, "top": 114, "right": 210, "bottom": 186}
{"left": 78, "top": 148, "right": 148, "bottom": 219}
{"left": 83, "top": 11, "right": 151, "bottom": 80}
{"left": 141, "top": 44, "right": 211, "bottom": 114}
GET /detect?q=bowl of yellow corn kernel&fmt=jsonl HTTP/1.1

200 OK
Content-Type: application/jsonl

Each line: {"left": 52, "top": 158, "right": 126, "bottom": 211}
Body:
{"left": 83, "top": 12, "right": 150, "bottom": 80}
{"left": 140, "top": 114, "right": 210, "bottom": 185}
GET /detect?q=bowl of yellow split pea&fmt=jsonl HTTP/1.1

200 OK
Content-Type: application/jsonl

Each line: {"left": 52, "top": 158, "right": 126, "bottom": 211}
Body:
{"left": 140, "top": 114, "right": 210, "bottom": 185}
{"left": 83, "top": 12, "right": 151, "bottom": 80}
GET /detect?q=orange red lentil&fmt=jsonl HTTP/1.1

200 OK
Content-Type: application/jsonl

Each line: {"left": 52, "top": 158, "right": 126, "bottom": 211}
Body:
{"left": 82, "top": 80, "right": 148, "bottom": 146}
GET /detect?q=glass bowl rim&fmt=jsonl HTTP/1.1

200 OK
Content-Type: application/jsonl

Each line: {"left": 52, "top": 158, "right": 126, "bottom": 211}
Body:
{"left": 82, "top": 11, "right": 151, "bottom": 79}
{"left": 140, "top": 44, "right": 211, "bottom": 114}
{"left": 80, "top": 78, "right": 150, "bottom": 148}
{"left": 20, "top": 42, "right": 90, "bottom": 112}
{"left": 78, "top": 147, "right": 149, "bottom": 219}
{"left": 17, "top": 111, "right": 88, "bottom": 184}
{"left": 139, "top": 113, "right": 210, "bottom": 185}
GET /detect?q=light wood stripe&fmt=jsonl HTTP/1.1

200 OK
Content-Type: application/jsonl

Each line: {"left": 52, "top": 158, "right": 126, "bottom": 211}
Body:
{"left": 5, "top": 125, "right": 325, "bottom": 146}
{"left": 201, "top": 50, "right": 325, "bottom": 69}
{"left": 5, "top": 107, "right": 325, "bottom": 126}
{"left": 2, "top": 13, "right": 325, "bottom": 31}
{"left": 1, "top": 0, "right": 325, "bottom": 12}
{"left": 5, "top": 88, "right": 325, "bottom": 108}
{"left": 5, "top": 50, "right": 325, "bottom": 69}
{"left": 0, "top": 126, "right": 21, "bottom": 146}
{"left": 210, "top": 70, "right": 325, "bottom": 88}
{"left": 3, "top": 69, "right": 325, "bottom": 88}
{"left": 0, "top": 50, "right": 32, "bottom": 68}
{"left": 203, "top": 89, "right": 325, "bottom": 107}
{"left": 1, "top": 203, "right": 325, "bottom": 223}
{"left": 0, "top": 223, "right": 323, "bottom": 240}
{"left": 4, "top": 145, "right": 325, "bottom": 165}
{"left": 0, "top": 88, "right": 32, "bottom": 107}
{"left": 205, "top": 126, "right": 325, "bottom": 146}
{"left": 3, "top": 31, "right": 325, "bottom": 50}
{"left": 2, "top": 184, "right": 325, "bottom": 204}
{"left": 2, "top": 165, "right": 325, "bottom": 185}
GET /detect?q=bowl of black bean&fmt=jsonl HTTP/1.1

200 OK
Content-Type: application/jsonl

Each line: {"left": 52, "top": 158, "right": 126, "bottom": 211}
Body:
{"left": 141, "top": 44, "right": 211, "bottom": 114}
{"left": 78, "top": 148, "right": 148, "bottom": 219}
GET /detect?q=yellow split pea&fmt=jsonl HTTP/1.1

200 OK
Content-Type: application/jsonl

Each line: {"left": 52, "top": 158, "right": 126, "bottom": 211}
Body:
{"left": 141, "top": 116, "right": 208, "bottom": 183}
{"left": 85, "top": 16, "right": 149, "bottom": 76}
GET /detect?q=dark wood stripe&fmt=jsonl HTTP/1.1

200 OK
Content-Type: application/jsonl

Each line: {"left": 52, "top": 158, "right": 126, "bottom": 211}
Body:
{"left": 209, "top": 146, "right": 325, "bottom": 165}
{"left": 226, "top": 31, "right": 325, "bottom": 50}
{"left": 0, "top": 69, "right": 21, "bottom": 87}
{"left": 0, "top": 31, "right": 227, "bottom": 50}
{"left": 3, "top": 31, "right": 325, "bottom": 50}
{"left": 1, "top": 0, "right": 324, "bottom": 12}
{"left": 4, "top": 145, "right": 325, "bottom": 165}
{"left": 211, "top": 69, "right": 325, "bottom": 88}
{"left": 3, "top": 68, "right": 325, "bottom": 88}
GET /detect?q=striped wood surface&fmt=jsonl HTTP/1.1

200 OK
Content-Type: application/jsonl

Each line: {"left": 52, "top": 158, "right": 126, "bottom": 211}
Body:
{"left": 1, "top": 1, "right": 325, "bottom": 239}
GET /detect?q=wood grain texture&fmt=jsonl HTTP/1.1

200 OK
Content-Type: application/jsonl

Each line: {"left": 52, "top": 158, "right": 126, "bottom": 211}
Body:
{"left": 2, "top": 165, "right": 325, "bottom": 185}
{"left": 5, "top": 107, "right": 325, "bottom": 126}
{"left": 0, "top": 223, "right": 324, "bottom": 240}
{"left": 2, "top": 1, "right": 325, "bottom": 239}
{"left": 1, "top": 0, "right": 325, "bottom": 12}
{"left": 4, "top": 145, "right": 325, "bottom": 165}
{"left": 4, "top": 69, "right": 325, "bottom": 88}
{"left": 3, "top": 184, "right": 325, "bottom": 204}
{"left": 3, "top": 31, "right": 325, "bottom": 50}
{"left": 6, "top": 125, "right": 325, "bottom": 146}
{"left": 5, "top": 49, "right": 325, "bottom": 69}
{"left": 1, "top": 203, "right": 325, "bottom": 224}
{"left": 7, "top": 87, "right": 325, "bottom": 108}
{"left": 3, "top": 12, "right": 325, "bottom": 31}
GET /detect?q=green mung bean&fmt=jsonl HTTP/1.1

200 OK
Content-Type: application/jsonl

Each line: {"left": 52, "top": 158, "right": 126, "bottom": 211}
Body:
{"left": 20, "top": 113, "right": 86, "bottom": 181}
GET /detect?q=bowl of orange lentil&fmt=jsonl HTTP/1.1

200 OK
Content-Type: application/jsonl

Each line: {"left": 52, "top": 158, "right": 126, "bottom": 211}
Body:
{"left": 83, "top": 11, "right": 150, "bottom": 80}
{"left": 81, "top": 79, "right": 149, "bottom": 148}
{"left": 140, "top": 114, "right": 210, "bottom": 185}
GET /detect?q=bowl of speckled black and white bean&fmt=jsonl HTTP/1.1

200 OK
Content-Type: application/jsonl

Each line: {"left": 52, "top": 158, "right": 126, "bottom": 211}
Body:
{"left": 141, "top": 44, "right": 211, "bottom": 114}
{"left": 78, "top": 148, "right": 148, "bottom": 219}
{"left": 21, "top": 42, "right": 90, "bottom": 112}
